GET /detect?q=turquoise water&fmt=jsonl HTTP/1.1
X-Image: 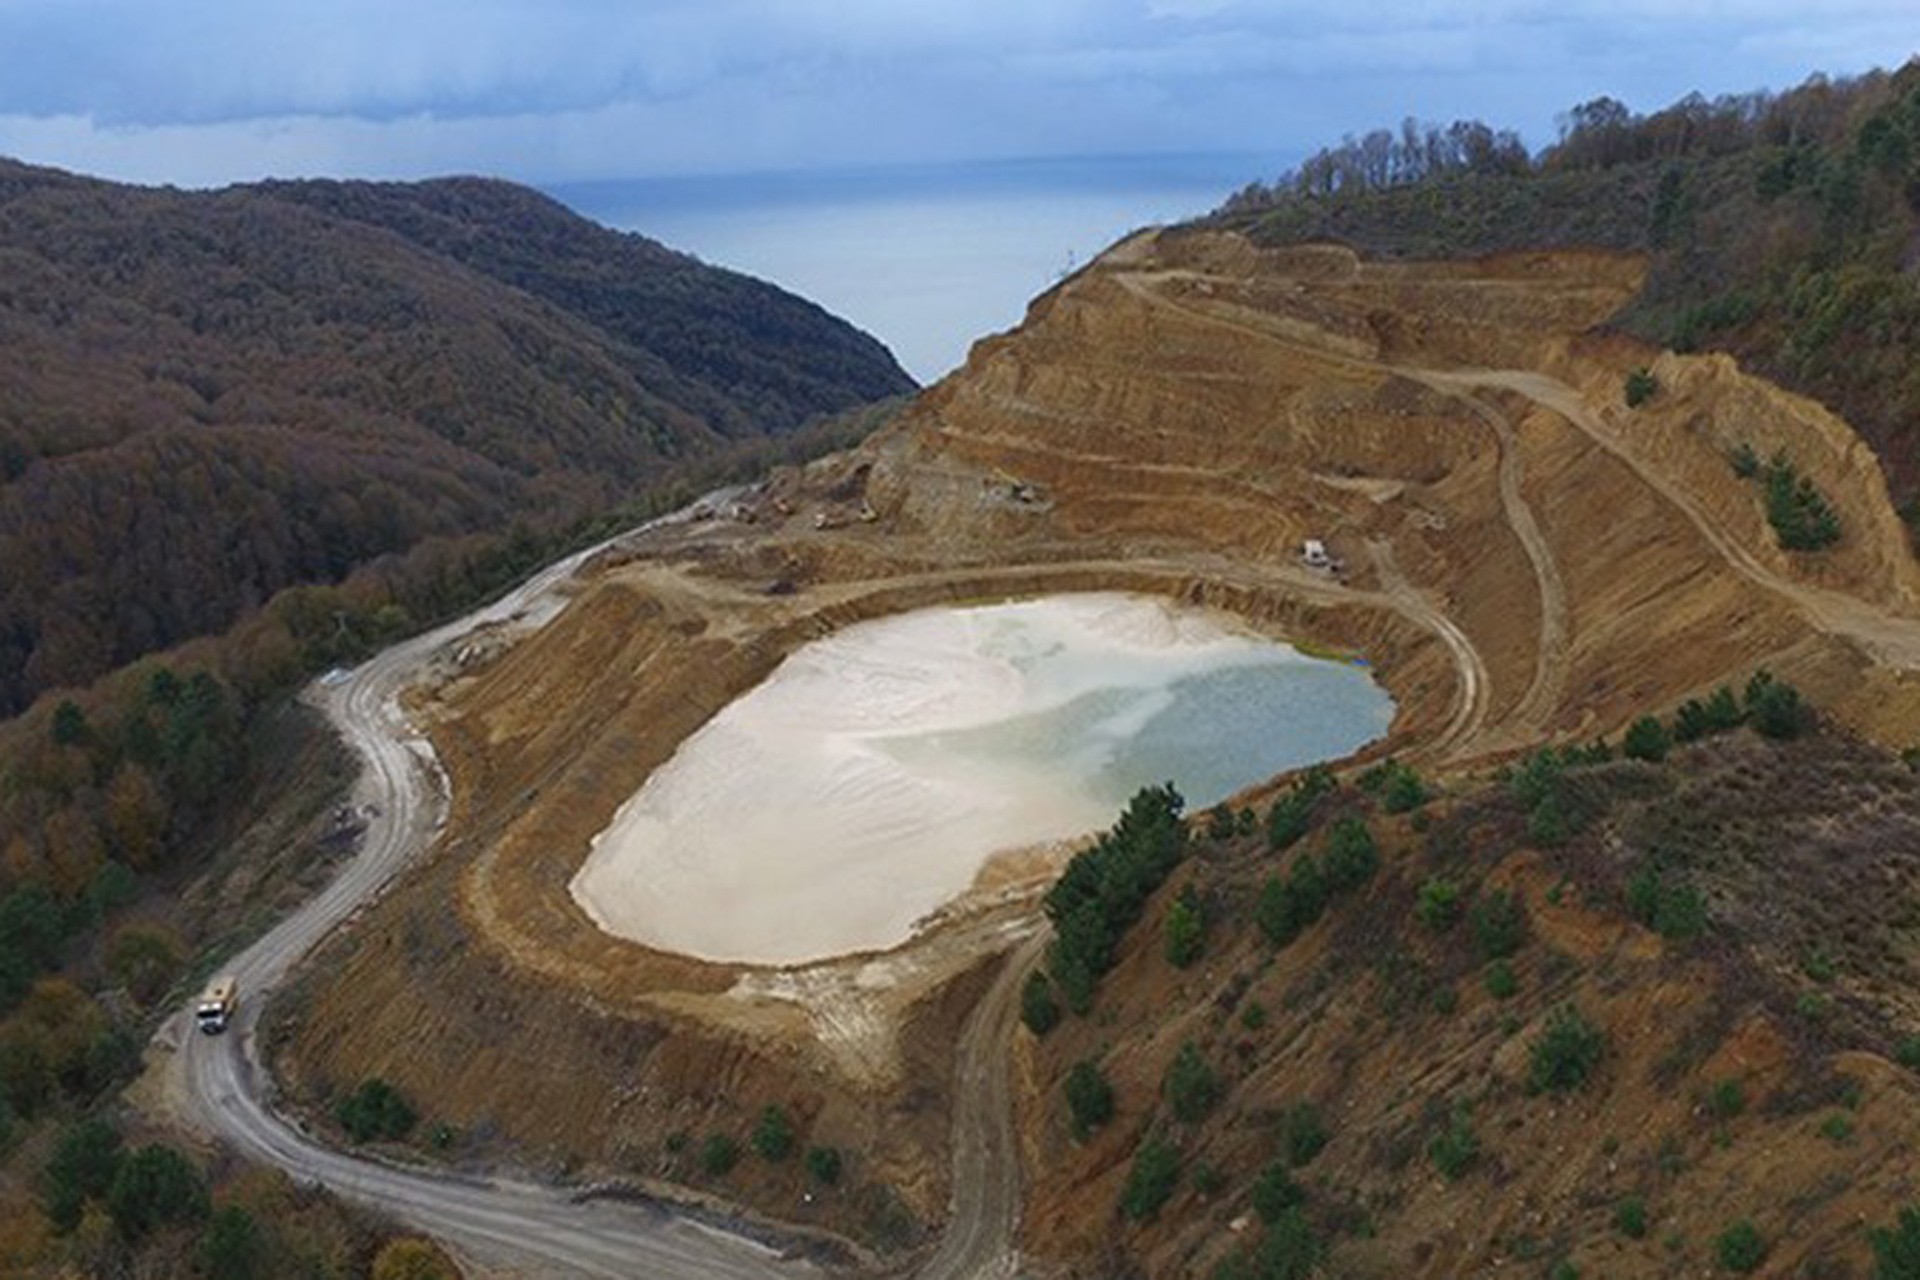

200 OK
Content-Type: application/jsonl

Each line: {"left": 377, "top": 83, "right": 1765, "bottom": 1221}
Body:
{"left": 874, "top": 639, "right": 1393, "bottom": 818}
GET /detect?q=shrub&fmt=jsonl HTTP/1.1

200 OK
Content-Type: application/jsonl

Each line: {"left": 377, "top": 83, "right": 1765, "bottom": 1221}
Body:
{"left": 1870, "top": 1205, "right": 1920, "bottom": 1278}
{"left": 1470, "top": 889, "right": 1526, "bottom": 961}
{"left": 1615, "top": 1194, "right": 1649, "bottom": 1239}
{"left": 42, "top": 1117, "right": 124, "bottom": 1230}
{"left": 1896, "top": 1036, "right": 1920, "bottom": 1071}
{"left": 1166, "top": 1042, "right": 1221, "bottom": 1124}
{"left": 1484, "top": 959, "right": 1518, "bottom": 1000}
{"left": 1730, "top": 442, "right": 1760, "bottom": 478}
{"left": 1207, "top": 806, "right": 1238, "bottom": 841}
{"left": 1322, "top": 819, "right": 1379, "bottom": 891}
{"left": 1707, "top": 1078, "right": 1745, "bottom": 1121}
{"left": 1241, "top": 1002, "right": 1268, "bottom": 1031}
{"left": 1277, "top": 1102, "right": 1328, "bottom": 1167}
{"left": 1255, "top": 855, "right": 1327, "bottom": 948}
{"left": 1165, "top": 888, "right": 1205, "bottom": 968}
{"left": 699, "top": 1133, "right": 740, "bottom": 1177}
{"left": 1415, "top": 878, "right": 1463, "bottom": 930}
{"left": 1266, "top": 768, "right": 1335, "bottom": 851}
{"left": 199, "top": 1205, "right": 265, "bottom": 1280}
{"left": 1379, "top": 762, "right": 1429, "bottom": 814}
{"left": 1120, "top": 1137, "right": 1181, "bottom": 1222}
{"left": 1427, "top": 1107, "right": 1479, "bottom": 1181}
{"left": 1020, "top": 971, "right": 1061, "bottom": 1036}
{"left": 1623, "top": 715, "right": 1672, "bottom": 763}
{"left": 1819, "top": 1112, "right": 1854, "bottom": 1143}
{"left": 1715, "top": 1218, "right": 1768, "bottom": 1273}
{"left": 1254, "top": 1206, "right": 1321, "bottom": 1279}
{"left": 335, "top": 1079, "right": 416, "bottom": 1144}
{"left": 1758, "top": 453, "right": 1841, "bottom": 551}
{"left": 1627, "top": 866, "right": 1707, "bottom": 940}
{"left": 1251, "top": 1162, "right": 1304, "bottom": 1224}
{"left": 106, "top": 1143, "right": 209, "bottom": 1238}
{"left": 1527, "top": 791, "right": 1570, "bottom": 846}
{"left": 1527, "top": 1006, "right": 1605, "bottom": 1094}
{"left": 1065, "top": 1061, "right": 1115, "bottom": 1140}
{"left": 1625, "top": 367, "right": 1659, "bottom": 407}
{"left": 1745, "top": 670, "right": 1810, "bottom": 738}
{"left": 751, "top": 1106, "right": 794, "bottom": 1162}
{"left": 805, "top": 1145, "right": 843, "bottom": 1185}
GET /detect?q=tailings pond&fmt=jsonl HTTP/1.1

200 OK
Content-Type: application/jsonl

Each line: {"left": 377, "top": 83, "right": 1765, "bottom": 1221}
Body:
{"left": 569, "top": 593, "right": 1394, "bottom": 965}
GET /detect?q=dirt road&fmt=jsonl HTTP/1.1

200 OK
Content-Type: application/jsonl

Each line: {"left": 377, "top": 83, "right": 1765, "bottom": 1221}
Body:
{"left": 162, "top": 506, "right": 827, "bottom": 1278}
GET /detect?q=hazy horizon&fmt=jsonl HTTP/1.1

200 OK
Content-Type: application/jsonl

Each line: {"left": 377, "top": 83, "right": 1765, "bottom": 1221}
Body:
{"left": 550, "top": 150, "right": 1275, "bottom": 383}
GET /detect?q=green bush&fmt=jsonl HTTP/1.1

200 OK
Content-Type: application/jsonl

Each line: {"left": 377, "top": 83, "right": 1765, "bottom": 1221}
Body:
{"left": 805, "top": 1145, "right": 843, "bottom": 1185}
{"left": 1250, "top": 1162, "right": 1304, "bottom": 1224}
{"left": 335, "top": 1078, "right": 417, "bottom": 1144}
{"left": 1729, "top": 442, "right": 1760, "bottom": 478}
{"left": 1527, "top": 1006, "right": 1605, "bottom": 1094}
{"left": 699, "top": 1133, "right": 740, "bottom": 1178}
{"left": 1277, "top": 1102, "right": 1329, "bottom": 1167}
{"left": 1254, "top": 1206, "right": 1321, "bottom": 1279}
{"left": 1615, "top": 1194, "right": 1649, "bottom": 1239}
{"left": 1241, "top": 1001, "right": 1268, "bottom": 1031}
{"left": 1427, "top": 1107, "right": 1479, "bottom": 1181}
{"left": 1020, "top": 971, "right": 1061, "bottom": 1036}
{"left": 199, "top": 1205, "right": 265, "bottom": 1280}
{"left": 1120, "top": 1137, "right": 1181, "bottom": 1222}
{"left": 1715, "top": 1218, "right": 1768, "bottom": 1273}
{"left": 1415, "top": 877, "right": 1463, "bottom": 930}
{"left": 41, "top": 1117, "right": 124, "bottom": 1230}
{"left": 751, "top": 1106, "right": 795, "bottom": 1162}
{"left": 1707, "top": 1078, "right": 1745, "bottom": 1121}
{"left": 1870, "top": 1205, "right": 1920, "bottom": 1278}
{"left": 1166, "top": 1042, "right": 1221, "bottom": 1124}
{"left": 1322, "top": 819, "right": 1379, "bottom": 891}
{"left": 1627, "top": 866, "right": 1707, "bottom": 940}
{"left": 1266, "top": 768, "right": 1334, "bottom": 851}
{"left": 1255, "top": 855, "right": 1327, "bottom": 948}
{"left": 1470, "top": 889, "right": 1526, "bottom": 961}
{"left": 1758, "top": 453, "right": 1841, "bottom": 550}
{"left": 1623, "top": 715, "right": 1672, "bottom": 763}
{"left": 1625, "top": 367, "right": 1659, "bottom": 407}
{"left": 1379, "top": 762, "right": 1429, "bottom": 814}
{"left": 1483, "top": 959, "right": 1518, "bottom": 1000}
{"left": 1165, "top": 888, "right": 1205, "bottom": 969}
{"left": 106, "top": 1143, "right": 209, "bottom": 1238}
{"left": 1065, "top": 1061, "right": 1115, "bottom": 1140}
{"left": 1896, "top": 1036, "right": 1920, "bottom": 1071}
{"left": 1745, "top": 670, "right": 1811, "bottom": 738}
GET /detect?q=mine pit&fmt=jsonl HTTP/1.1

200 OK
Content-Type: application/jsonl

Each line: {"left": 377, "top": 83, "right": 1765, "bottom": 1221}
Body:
{"left": 568, "top": 592, "right": 1394, "bottom": 965}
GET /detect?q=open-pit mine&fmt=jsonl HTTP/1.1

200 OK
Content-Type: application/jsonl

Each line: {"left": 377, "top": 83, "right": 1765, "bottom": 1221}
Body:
{"left": 263, "top": 226, "right": 1920, "bottom": 1270}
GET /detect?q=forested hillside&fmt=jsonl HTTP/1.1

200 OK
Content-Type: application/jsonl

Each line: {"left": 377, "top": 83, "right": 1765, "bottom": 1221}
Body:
{"left": 0, "top": 160, "right": 914, "bottom": 715}
{"left": 1211, "top": 60, "right": 1920, "bottom": 509}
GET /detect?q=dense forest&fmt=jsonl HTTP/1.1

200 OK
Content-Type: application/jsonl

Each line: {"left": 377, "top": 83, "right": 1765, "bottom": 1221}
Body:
{"left": 0, "top": 160, "right": 914, "bottom": 715}
{"left": 1211, "top": 60, "right": 1920, "bottom": 508}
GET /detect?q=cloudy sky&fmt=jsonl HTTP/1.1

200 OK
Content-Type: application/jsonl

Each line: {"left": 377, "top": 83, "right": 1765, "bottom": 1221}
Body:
{"left": 0, "top": 1, "right": 1911, "bottom": 188}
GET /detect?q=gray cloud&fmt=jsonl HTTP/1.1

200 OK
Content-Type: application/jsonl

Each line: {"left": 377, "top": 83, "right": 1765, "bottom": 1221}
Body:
{"left": 0, "top": 1, "right": 1909, "bottom": 185}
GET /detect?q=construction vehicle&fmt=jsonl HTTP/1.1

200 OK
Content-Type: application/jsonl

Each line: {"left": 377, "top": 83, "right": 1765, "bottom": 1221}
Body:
{"left": 195, "top": 976, "right": 238, "bottom": 1035}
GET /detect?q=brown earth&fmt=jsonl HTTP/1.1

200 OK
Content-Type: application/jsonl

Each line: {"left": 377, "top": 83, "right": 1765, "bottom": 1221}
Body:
{"left": 271, "top": 227, "right": 1920, "bottom": 1264}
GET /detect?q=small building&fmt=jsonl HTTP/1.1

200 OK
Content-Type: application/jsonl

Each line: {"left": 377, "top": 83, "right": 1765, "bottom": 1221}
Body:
{"left": 1302, "top": 539, "right": 1332, "bottom": 569}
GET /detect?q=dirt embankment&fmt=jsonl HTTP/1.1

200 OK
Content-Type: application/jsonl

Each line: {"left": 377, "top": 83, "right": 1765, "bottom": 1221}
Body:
{"left": 273, "top": 226, "right": 1920, "bottom": 1254}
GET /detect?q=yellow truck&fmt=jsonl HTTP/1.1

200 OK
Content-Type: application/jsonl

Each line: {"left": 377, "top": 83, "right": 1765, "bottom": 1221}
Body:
{"left": 195, "top": 976, "right": 237, "bottom": 1035}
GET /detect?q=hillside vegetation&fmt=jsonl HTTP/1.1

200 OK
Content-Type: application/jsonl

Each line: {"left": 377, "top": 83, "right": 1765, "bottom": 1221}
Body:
{"left": 1212, "top": 60, "right": 1920, "bottom": 508}
{"left": 0, "top": 159, "right": 913, "bottom": 715}
{"left": 1019, "top": 710, "right": 1920, "bottom": 1277}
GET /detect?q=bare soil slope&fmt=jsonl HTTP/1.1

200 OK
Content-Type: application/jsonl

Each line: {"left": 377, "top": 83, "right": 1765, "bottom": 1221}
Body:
{"left": 271, "top": 228, "right": 1920, "bottom": 1260}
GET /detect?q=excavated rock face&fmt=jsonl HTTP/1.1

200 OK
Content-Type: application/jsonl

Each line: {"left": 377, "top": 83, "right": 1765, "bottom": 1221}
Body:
{"left": 276, "top": 227, "right": 1920, "bottom": 1254}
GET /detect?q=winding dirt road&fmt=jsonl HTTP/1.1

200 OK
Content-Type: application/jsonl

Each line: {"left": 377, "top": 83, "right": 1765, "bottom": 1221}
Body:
{"left": 163, "top": 510, "right": 829, "bottom": 1279}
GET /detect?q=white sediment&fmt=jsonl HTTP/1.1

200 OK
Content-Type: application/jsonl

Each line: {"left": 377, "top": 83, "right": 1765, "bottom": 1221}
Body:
{"left": 568, "top": 593, "right": 1388, "bottom": 965}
